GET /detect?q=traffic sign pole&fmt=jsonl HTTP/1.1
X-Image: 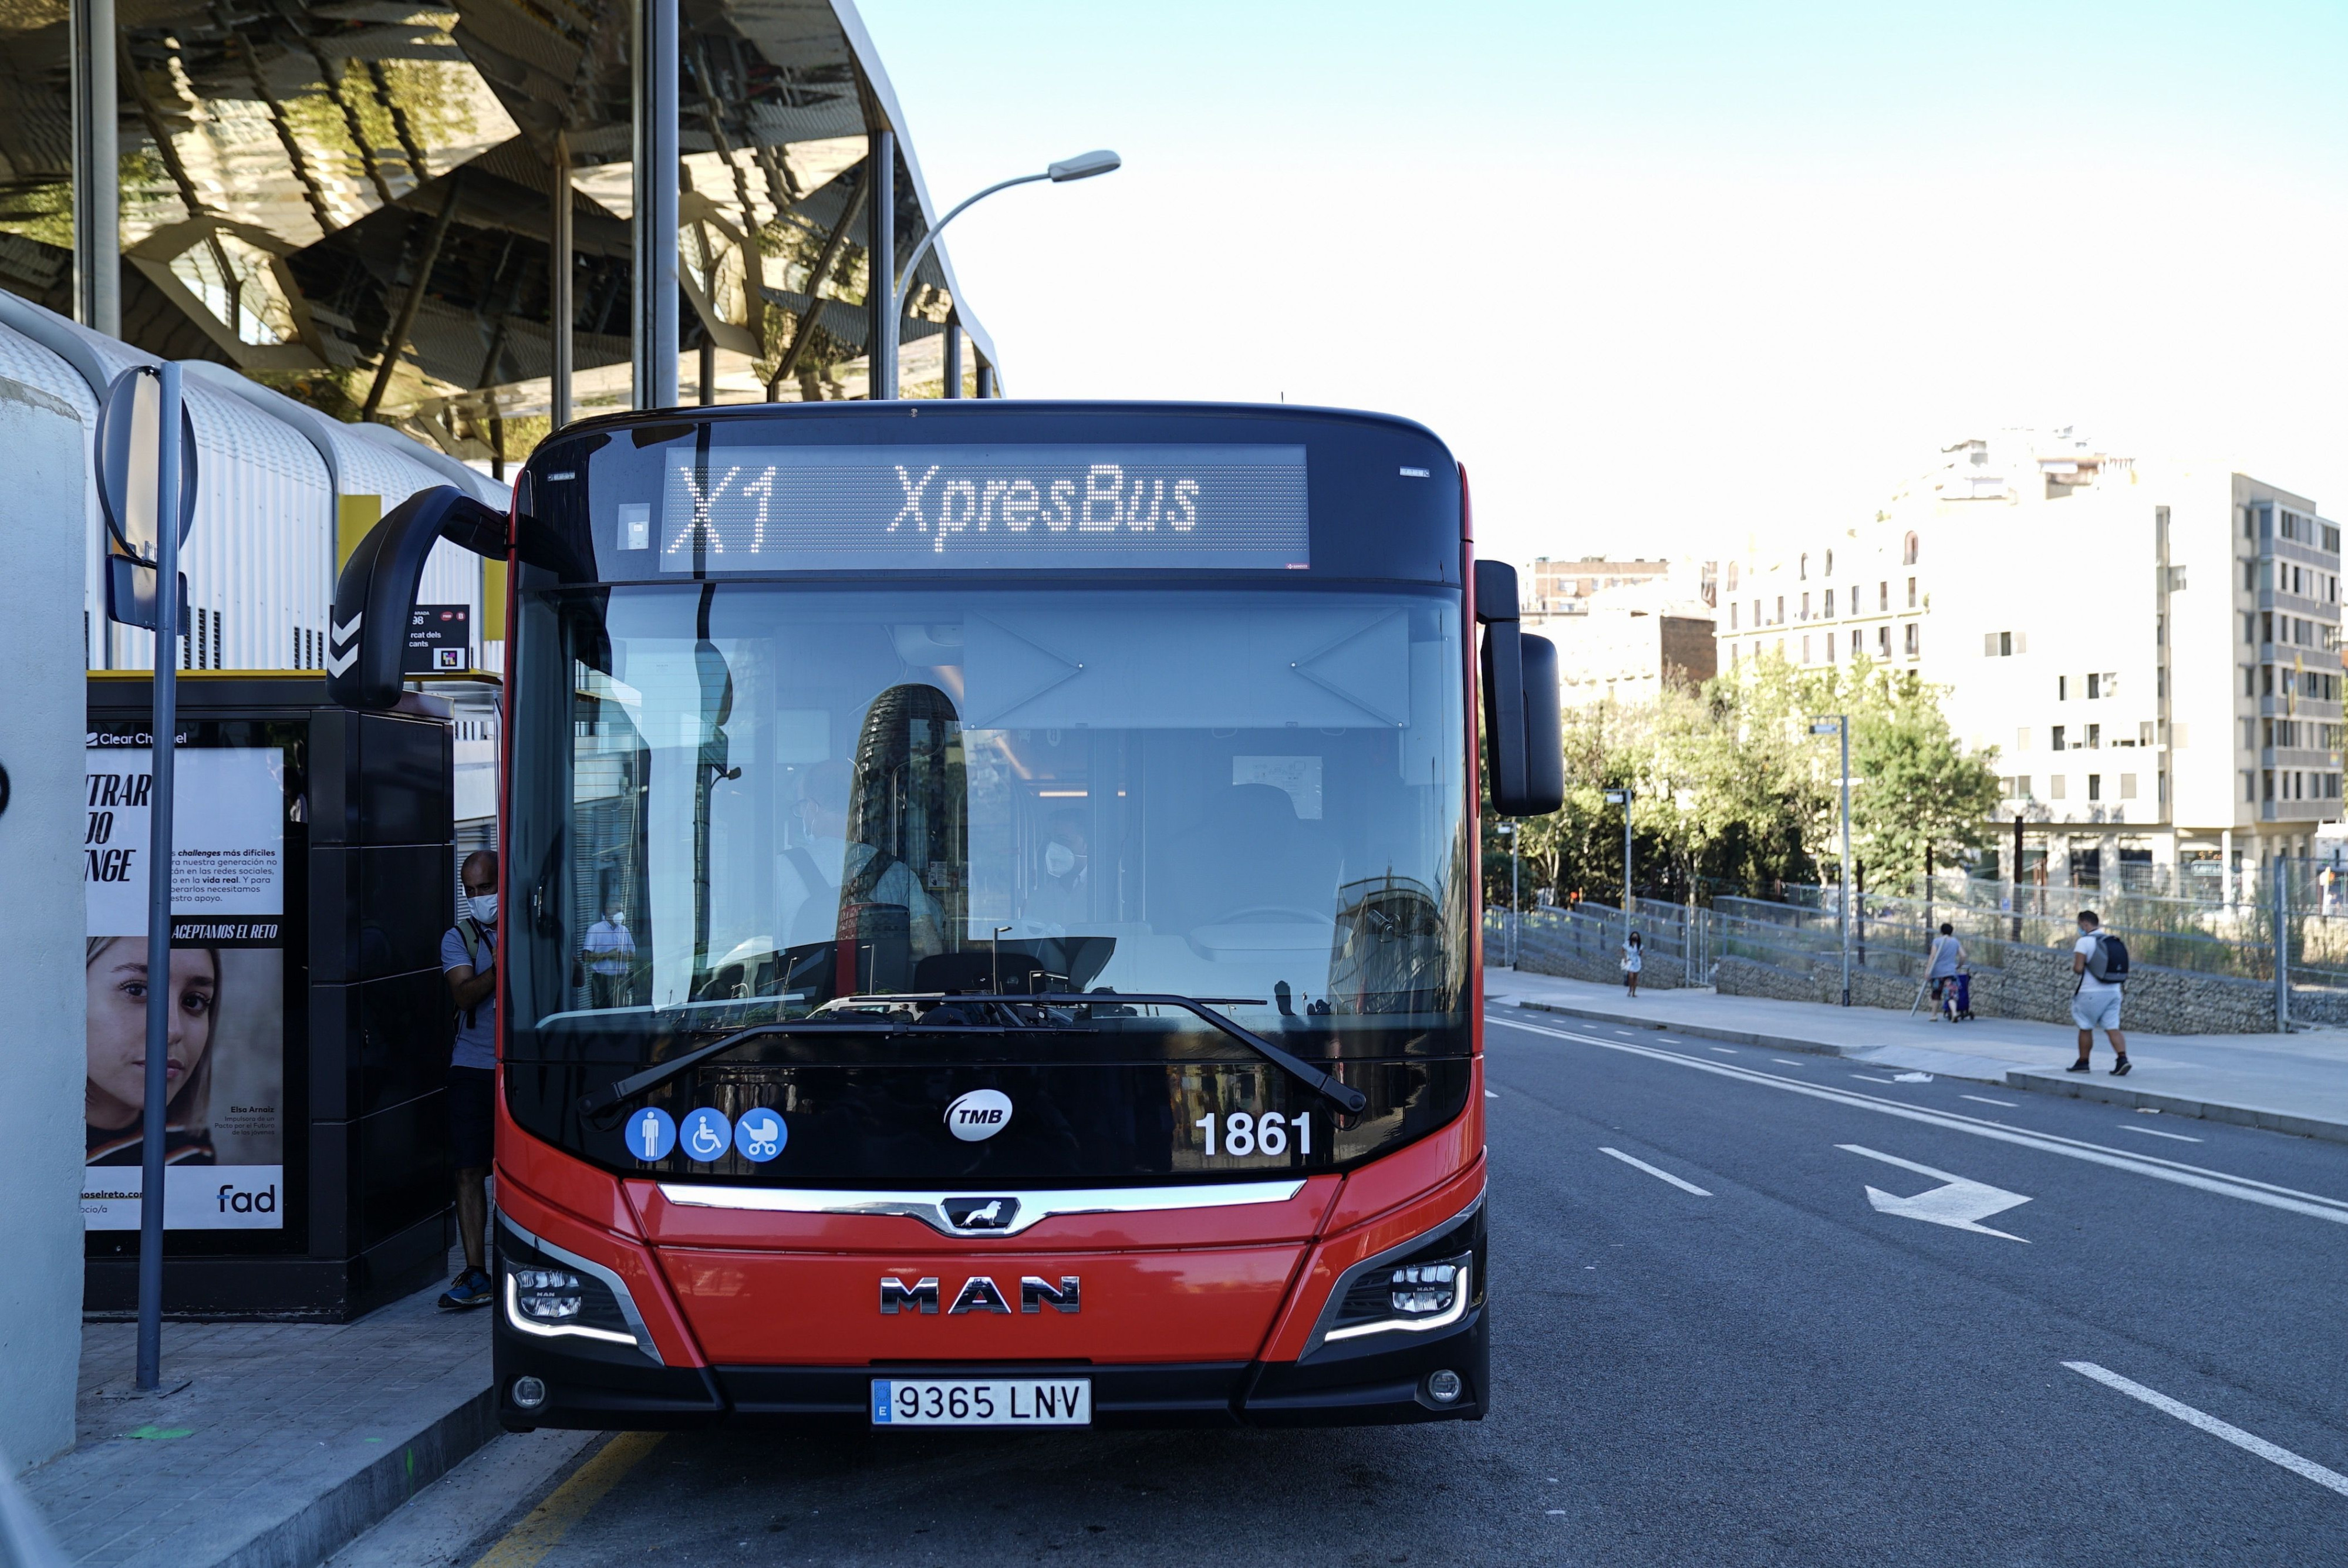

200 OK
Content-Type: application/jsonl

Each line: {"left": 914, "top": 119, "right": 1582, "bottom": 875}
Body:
{"left": 135, "top": 360, "right": 185, "bottom": 1391}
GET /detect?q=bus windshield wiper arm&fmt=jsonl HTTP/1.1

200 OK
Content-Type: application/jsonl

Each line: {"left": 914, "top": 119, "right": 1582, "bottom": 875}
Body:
{"left": 1029, "top": 992, "right": 1369, "bottom": 1114}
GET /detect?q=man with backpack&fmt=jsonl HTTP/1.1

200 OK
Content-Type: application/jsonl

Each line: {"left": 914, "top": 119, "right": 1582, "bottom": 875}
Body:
{"left": 2067, "top": 909, "right": 2130, "bottom": 1075}
{"left": 436, "top": 850, "right": 500, "bottom": 1309}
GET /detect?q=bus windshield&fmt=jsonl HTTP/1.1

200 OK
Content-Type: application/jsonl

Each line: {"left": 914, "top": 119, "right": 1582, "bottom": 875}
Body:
{"left": 507, "top": 581, "right": 1469, "bottom": 1056}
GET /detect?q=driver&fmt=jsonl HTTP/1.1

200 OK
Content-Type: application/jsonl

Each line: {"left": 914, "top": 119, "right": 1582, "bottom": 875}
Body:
{"left": 775, "top": 758, "right": 945, "bottom": 959}
{"left": 1023, "top": 807, "right": 1091, "bottom": 930}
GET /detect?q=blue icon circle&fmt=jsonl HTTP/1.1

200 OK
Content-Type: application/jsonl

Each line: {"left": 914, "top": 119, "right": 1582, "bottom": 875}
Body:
{"left": 734, "top": 1107, "right": 787, "bottom": 1163}
{"left": 625, "top": 1107, "right": 676, "bottom": 1162}
{"left": 680, "top": 1107, "right": 733, "bottom": 1164}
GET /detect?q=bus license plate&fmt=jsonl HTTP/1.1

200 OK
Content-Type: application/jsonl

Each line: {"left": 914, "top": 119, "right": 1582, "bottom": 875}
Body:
{"left": 871, "top": 1378, "right": 1092, "bottom": 1427}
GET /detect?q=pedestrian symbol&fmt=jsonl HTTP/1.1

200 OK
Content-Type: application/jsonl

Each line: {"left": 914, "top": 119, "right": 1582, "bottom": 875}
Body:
{"left": 680, "top": 1107, "right": 732, "bottom": 1164}
{"left": 628, "top": 1107, "right": 676, "bottom": 1162}
{"left": 734, "top": 1107, "right": 786, "bottom": 1163}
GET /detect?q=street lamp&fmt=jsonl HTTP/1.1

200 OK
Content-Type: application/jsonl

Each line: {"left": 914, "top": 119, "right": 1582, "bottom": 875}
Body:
{"left": 1810, "top": 717, "right": 1854, "bottom": 1006}
{"left": 874, "top": 149, "right": 1121, "bottom": 399}
{"left": 1496, "top": 822, "right": 1519, "bottom": 968}
{"left": 1603, "top": 788, "right": 1635, "bottom": 950}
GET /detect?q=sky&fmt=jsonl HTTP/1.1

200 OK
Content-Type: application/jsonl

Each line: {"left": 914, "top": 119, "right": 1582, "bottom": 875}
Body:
{"left": 856, "top": 1, "right": 2348, "bottom": 568}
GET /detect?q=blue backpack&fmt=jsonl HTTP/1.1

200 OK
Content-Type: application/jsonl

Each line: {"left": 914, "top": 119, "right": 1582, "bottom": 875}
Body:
{"left": 2084, "top": 932, "right": 2130, "bottom": 984}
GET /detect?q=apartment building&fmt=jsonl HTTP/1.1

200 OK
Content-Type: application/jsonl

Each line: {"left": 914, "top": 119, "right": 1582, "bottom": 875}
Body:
{"left": 1716, "top": 429, "right": 2343, "bottom": 889}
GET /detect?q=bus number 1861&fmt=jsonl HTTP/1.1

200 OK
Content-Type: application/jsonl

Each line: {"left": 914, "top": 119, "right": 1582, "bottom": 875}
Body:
{"left": 1193, "top": 1111, "right": 1310, "bottom": 1159}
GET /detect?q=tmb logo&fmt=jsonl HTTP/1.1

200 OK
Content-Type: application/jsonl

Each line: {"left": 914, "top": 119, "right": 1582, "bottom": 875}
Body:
{"left": 217, "top": 1182, "right": 278, "bottom": 1215}
{"left": 944, "top": 1088, "right": 1013, "bottom": 1142}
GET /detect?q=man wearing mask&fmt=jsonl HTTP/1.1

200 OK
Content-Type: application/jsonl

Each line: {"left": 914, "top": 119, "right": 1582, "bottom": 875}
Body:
{"left": 581, "top": 899, "right": 636, "bottom": 1009}
{"left": 437, "top": 851, "right": 500, "bottom": 1309}
{"left": 1025, "top": 808, "right": 1091, "bottom": 930}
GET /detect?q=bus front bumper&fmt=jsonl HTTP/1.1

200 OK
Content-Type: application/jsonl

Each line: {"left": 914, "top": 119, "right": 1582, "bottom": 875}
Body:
{"left": 492, "top": 1301, "right": 1488, "bottom": 1431}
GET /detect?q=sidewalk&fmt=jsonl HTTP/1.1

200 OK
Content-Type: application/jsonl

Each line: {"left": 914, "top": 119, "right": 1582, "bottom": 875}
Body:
{"left": 24, "top": 1263, "right": 497, "bottom": 1568}
{"left": 1484, "top": 967, "right": 2348, "bottom": 1144}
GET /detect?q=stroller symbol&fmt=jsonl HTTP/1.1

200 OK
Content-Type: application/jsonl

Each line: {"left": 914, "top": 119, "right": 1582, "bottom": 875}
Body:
{"left": 734, "top": 1108, "right": 786, "bottom": 1163}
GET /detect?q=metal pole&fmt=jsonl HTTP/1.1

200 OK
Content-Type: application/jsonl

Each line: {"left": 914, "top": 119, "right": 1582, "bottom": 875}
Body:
{"left": 2010, "top": 814, "right": 2023, "bottom": 943}
{"left": 550, "top": 127, "right": 572, "bottom": 427}
{"left": 70, "top": 0, "right": 119, "bottom": 336}
{"left": 1838, "top": 717, "right": 1853, "bottom": 1007}
{"left": 1512, "top": 837, "right": 1520, "bottom": 969}
{"left": 698, "top": 335, "right": 715, "bottom": 405}
{"left": 943, "top": 315, "right": 963, "bottom": 397}
{"left": 976, "top": 359, "right": 996, "bottom": 399}
{"left": 2275, "top": 858, "right": 2290, "bottom": 1031}
{"left": 632, "top": 0, "right": 680, "bottom": 410}
{"left": 137, "top": 361, "right": 186, "bottom": 1390}
{"left": 868, "top": 128, "right": 896, "bottom": 398}
{"left": 1622, "top": 794, "right": 1634, "bottom": 949}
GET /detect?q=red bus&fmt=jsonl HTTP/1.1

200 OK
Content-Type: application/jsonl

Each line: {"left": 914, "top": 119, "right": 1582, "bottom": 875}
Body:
{"left": 335, "top": 400, "right": 1560, "bottom": 1429}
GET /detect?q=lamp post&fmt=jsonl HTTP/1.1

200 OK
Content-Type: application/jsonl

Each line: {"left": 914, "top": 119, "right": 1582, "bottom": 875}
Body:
{"left": 1810, "top": 716, "right": 1853, "bottom": 1006}
{"left": 872, "top": 149, "right": 1121, "bottom": 399}
{"left": 1496, "top": 822, "right": 1519, "bottom": 967}
{"left": 1603, "top": 788, "right": 1635, "bottom": 949}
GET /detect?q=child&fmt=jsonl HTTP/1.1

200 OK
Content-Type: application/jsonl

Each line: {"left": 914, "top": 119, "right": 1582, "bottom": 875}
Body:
{"left": 1621, "top": 930, "right": 1643, "bottom": 997}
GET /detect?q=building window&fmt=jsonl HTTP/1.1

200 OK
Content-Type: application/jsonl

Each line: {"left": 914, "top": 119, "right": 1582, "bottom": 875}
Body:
{"left": 2050, "top": 775, "right": 2067, "bottom": 800}
{"left": 1851, "top": 628, "right": 1861, "bottom": 659}
{"left": 1903, "top": 531, "right": 1919, "bottom": 565}
{"left": 2263, "top": 666, "right": 2275, "bottom": 696}
{"left": 1775, "top": 595, "right": 1784, "bottom": 623}
{"left": 2264, "top": 770, "right": 2275, "bottom": 801}
{"left": 2087, "top": 724, "right": 2100, "bottom": 748}
{"left": 2087, "top": 774, "right": 2102, "bottom": 802}
{"left": 1803, "top": 635, "right": 1812, "bottom": 663}
{"left": 1730, "top": 603, "right": 1739, "bottom": 630}
{"left": 2058, "top": 675, "right": 2068, "bottom": 700}
{"left": 1726, "top": 562, "right": 1739, "bottom": 591}
{"left": 1826, "top": 632, "right": 1837, "bottom": 663}
{"left": 1801, "top": 592, "right": 1811, "bottom": 620}
{"left": 1826, "top": 589, "right": 1837, "bottom": 618}
{"left": 1904, "top": 622, "right": 1919, "bottom": 657}
{"left": 1825, "top": 549, "right": 1835, "bottom": 576}
{"left": 1907, "top": 577, "right": 1918, "bottom": 609}
{"left": 2086, "top": 673, "right": 2100, "bottom": 699}
{"left": 1800, "top": 552, "right": 1809, "bottom": 581}
{"left": 2016, "top": 727, "right": 2032, "bottom": 752}
{"left": 1879, "top": 582, "right": 1889, "bottom": 612}
{"left": 2140, "top": 721, "right": 2154, "bottom": 746}
{"left": 2053, "top": 725, "right": 2067, "bottom": 751}
{"left": 1877, "top": 625, "right": 1890, "bottom": 656}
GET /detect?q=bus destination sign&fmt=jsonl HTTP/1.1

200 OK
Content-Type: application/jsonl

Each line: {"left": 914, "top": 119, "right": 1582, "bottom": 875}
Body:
{"left": 645, "top": 444, "right": 1308, "bottom": 571}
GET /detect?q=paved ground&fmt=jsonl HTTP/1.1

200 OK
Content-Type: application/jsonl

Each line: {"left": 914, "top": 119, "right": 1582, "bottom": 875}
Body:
{"left": 1486, "top": 966, "right": 2348, "bottom": 1137}
{"left": 340, "top": 1002, "right": 2348, "bottom": 1567}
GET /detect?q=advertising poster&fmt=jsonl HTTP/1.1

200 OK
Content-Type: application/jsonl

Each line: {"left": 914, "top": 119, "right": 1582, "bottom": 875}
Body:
{"left": 82, "top": 738, "right": 286, "bottom": 1230}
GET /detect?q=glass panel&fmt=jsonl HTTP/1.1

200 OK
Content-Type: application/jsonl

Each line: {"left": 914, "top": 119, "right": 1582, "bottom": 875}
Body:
{"left": 512, "top": 584, "right": 1467, "bottom": 1050}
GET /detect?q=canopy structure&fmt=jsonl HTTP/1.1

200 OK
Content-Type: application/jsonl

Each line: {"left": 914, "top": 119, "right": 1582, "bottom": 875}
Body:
{"left": 0, "top": 0, "right": 997, "bottom": 467}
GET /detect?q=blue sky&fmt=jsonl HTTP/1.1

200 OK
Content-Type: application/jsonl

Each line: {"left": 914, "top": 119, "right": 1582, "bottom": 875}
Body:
{"left": 860, "top": 1, "right": 2348, "bottom": 562}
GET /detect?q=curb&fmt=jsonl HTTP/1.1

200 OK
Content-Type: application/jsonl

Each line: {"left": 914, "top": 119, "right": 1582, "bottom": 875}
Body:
{"left": 2004, "top": 1071, "right": 2348, "bottom": 1147}
{"left": 214, "top": 1384, "right": 497, "bottom": 1568}
{"left": 1506, "top": 999, "right": 1843, "bottom": 1056}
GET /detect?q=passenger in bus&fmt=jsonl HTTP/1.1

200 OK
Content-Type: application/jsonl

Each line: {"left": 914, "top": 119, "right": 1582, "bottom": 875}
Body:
{"left": 776, "top": 758, "right": 946, "bottom": 960}
{"left": 1023, "top": 808, "right": 1091, "bottom": 930}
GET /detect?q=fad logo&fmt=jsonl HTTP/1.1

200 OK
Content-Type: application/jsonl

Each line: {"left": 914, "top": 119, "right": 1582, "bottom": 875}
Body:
{"left": 944, "top": 1088, "right": 1013, "bottom": 1142}
{"left": 216, "top": 1182, "right": 277, "bottom": 1215}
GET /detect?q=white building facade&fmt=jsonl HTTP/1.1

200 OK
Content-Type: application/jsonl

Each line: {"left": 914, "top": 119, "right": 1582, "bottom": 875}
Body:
{"left": 1716, "top": 429, "right": 2343, "bottom": 890}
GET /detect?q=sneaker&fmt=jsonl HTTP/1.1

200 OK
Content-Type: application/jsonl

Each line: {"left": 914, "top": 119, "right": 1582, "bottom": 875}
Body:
{"left": 2111, "top": 1057, "right": 2131, "bottom": 1077}
{"left": 438, "top": 1268, "right": 494, "bottom": 1311}
{"left": 2064, "top": 1060, "right": 2091, "bottom": 1073}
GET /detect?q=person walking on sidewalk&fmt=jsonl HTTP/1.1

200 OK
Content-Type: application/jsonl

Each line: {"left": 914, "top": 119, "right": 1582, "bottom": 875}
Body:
{"left": 2067, "top": 909, "right": 2130, "bottom": 1076}
{"left": 1620, "top": 930, "right": 1643, "bottom": 998}
{"left": 1927, "top": 923, "right": 1964, "bottom": 1019}
{"left": 437, "top": 851, "right": 501, "bottom": 1309}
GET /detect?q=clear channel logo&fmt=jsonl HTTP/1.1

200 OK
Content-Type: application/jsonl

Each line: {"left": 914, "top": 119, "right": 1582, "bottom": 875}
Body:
{"left": 945, "top": 1088, "right": 1014, "bottom": 1142}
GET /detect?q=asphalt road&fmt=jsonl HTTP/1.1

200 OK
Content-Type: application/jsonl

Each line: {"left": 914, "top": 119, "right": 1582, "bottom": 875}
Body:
{"left": 379, "top": 1007, "right": 2348, "bottom": 1567}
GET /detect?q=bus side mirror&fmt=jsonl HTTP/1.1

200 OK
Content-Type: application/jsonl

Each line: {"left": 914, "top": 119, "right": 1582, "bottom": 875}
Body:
{"left": 328, "top": 484, "right": 510, "bottom": 710}
{"left": 1476, "top": 560, "right": 1564, "bottom": 817}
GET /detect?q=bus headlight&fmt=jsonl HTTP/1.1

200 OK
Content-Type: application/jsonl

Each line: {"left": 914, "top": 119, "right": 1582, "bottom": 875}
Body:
{"left": 1325, "top": 1252, "right": 1473, "bottom": 1342}
{"left": 1388, "top": 1262, "right": 1460, "bottom": 1317}
{"left": 512, "top": 1269, "right": 585, "bottom": 1321}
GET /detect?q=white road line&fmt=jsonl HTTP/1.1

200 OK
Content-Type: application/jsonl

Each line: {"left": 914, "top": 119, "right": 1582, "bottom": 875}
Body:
{"left": 1772, "top": 1058, "right": 1807, "bottom": 1067}
{"left": 1598, "top": 1147, "right": 1713, "bottom": 1196}
{"left": 1961, "top": 1095, "right": 2019, "bottom": 1108}
{"left": 2064, "top": 1361, "right": 2348, "bottom": 1499}
{"left": 1709, "top": 1047, "right": 1739, "bottom": 1056}
{"left": 1488, "top": 1013, "right": 2348, "bottom": 1226}
{"left": 1484, "top": 1091, "right": 1500, "bottom": 1099}
{"left": 1851, "top": 1073, "right": 1900, "bottom": 1084}
{"left": 2118, "top": 1123, "right": 2203, "bottom": 1143}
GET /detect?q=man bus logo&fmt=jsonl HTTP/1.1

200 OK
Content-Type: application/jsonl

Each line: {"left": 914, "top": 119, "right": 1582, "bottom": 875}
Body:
{"left": 880, "top": 1275, "right": 1081, "bottom": 1315}
{"left": 944, "top": 1088, "right": 1013, "bottom": 1142}
{"left": 943, "top": 1196, "right": 1017, "bottom": 1231}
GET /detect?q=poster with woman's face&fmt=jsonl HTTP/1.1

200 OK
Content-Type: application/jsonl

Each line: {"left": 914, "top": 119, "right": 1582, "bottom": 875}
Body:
{"left": 82, "top": 737, "right": 286, "bottom": 1230}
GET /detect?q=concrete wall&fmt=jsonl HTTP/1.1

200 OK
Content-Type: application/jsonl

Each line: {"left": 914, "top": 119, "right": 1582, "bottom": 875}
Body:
{"left": 1716, "top": 945, "right": 2279, "bottom": 1034}
{"left": 0, "top": 375, "right": 89, "bottom": 1469}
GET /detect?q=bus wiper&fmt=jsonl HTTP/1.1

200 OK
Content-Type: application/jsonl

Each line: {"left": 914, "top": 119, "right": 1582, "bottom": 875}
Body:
{"left": 574, "top": 992, "right": 1368, "bottom": 1122}
{"left": 1028, "top": 992, "right": 1369, "bottom": 1115}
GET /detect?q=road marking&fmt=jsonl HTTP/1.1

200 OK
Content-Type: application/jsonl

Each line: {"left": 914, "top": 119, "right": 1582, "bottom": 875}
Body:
{"left": 471, "top": 1431, "right": 665, "bottom": 1568}
{"left": 1598, "top": 1147, "right": 1712, "bottom": 1196}
{"left": 2063, "top": 1361, "right": 2348, "bottom": 1499}
{"left": 1489, "top": 1013, "right": 2348, "bottom": 1226}
{"left": 1772, "top": 1058, "right": 1806, "bottom": 1067}
{"left": 1840, "top": 1144, "right": 2030, "bottom": 1241}
{"left": 2118, "top": 1123, "right": 2203, "bottom": 1143}
{"left": 1961, "top": 1095, "right": 2019, "bottom": 1108}
{"left": 1484, "top": 1091, "right": 1500, "bottom": 1099}
{"left": 1709, "top": 1047, "right": 1739, "bottom": 1056}
{"left": 1851, "top": 1073, "right": 1900, "bottom": 1084}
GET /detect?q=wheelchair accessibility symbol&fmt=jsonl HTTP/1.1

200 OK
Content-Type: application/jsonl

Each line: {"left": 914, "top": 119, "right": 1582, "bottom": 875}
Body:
{"left": 734, "top": 1107, "right": 787, "bottom": 1163}
{"left": 680, "top": 1107, "right": 732, "bottom": 1164}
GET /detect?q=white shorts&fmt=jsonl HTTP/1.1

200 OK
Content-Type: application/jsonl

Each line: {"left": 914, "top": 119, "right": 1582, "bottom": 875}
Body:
{"left": 2072, "top": 989, "right": 2123, "bottom": 1033}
